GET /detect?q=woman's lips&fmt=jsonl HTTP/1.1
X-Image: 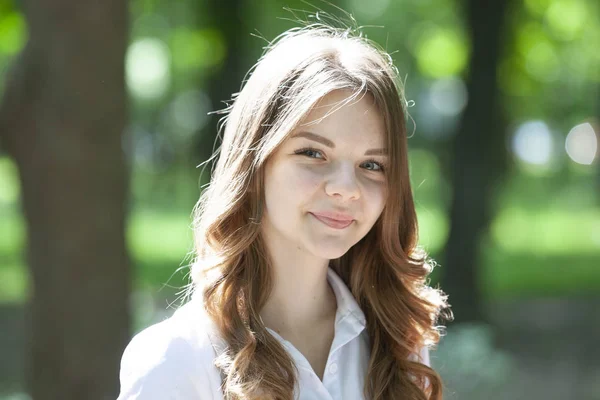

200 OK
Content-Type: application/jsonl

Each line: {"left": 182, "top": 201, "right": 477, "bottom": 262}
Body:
{"left": 310, "top": 212, "right": 354, "bottom": 229}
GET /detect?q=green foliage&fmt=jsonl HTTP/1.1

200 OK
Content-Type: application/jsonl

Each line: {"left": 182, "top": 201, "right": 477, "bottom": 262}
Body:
{"left": 0, "top": 157, "right": 18, "bottom": 205}
{"left": 170, "top": 28, "right": 226, "bottom": 72}
{"left": 0, "top": 11, "right": 25, "bottom": 56}
{"left": 516, "top": 21, "right": 560, "bottom": 83}
{"left": 544, "top": 0, "right": 589, "bottom": 41}
{"left": 414, "top": 26, "right": 469, "bottom": 78}
{"left": 0, "top": 211, "right": 26, "bottom": 302}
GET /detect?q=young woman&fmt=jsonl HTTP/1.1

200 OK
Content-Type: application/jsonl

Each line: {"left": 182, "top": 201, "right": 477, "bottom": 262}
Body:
{"left": 118, "top": 22, "right": 451, "bottom": 400}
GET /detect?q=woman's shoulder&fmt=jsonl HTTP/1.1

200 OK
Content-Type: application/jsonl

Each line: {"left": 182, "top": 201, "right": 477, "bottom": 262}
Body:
{"left": 120, "top": 297, "right": 217, "bottom": 369}
{"left": 117, "top": 296, "right": 224, "bottom": 399}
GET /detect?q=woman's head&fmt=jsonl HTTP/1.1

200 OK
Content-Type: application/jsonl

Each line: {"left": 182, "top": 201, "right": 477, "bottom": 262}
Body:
{"left": 193, "top": 24, "right": 413, "bottom": 268}
{"left": 191, "top": 22, "right": 449, "bottom": 400}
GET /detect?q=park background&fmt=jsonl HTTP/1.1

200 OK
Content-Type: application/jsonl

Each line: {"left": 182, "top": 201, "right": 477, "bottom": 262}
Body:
{"left": 0, "top": 0, "right": 598, "bottom": 399}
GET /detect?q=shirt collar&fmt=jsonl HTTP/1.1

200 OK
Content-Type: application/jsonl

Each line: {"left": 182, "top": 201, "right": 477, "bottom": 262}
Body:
{"left": 193, "top": 268, "right": 367, "bottom": 327}
{"left": 193, "top": 268, "right": 368, "bottom": 365}
{"left": 191, "top": 268, "right": 367, "bottom": 327}
{"left": 327, "top": 267, "right": 366, "bottom": 328}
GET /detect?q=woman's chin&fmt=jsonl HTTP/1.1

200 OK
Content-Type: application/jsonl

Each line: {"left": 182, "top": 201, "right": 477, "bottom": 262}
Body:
{"left": 310, "top": 244, "right": 352, "bottom": 261}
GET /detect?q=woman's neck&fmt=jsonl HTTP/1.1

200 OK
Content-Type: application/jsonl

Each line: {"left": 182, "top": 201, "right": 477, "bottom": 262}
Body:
{"left": 259, "top": 235, "right": 337, "bottom": 337}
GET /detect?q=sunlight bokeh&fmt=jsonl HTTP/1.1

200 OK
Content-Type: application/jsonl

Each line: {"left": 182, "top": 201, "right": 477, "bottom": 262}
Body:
{"left": 565, "top": 122, "right": 597, "bottom": 165}
{"left": 126, "top": 38, "right": 171, "bottom": 100}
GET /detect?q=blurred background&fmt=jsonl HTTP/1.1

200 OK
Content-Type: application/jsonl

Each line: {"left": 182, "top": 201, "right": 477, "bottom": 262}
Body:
{"left": 0, "top": 0, "right": 598, "bottom": 399}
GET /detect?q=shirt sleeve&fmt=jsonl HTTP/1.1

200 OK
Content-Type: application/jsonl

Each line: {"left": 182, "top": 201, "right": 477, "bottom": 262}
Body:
{"left": 408, "top": 345, "right": 431, "bottom": 367}
{"left": 419, "top": 346, "right": 431, "bottom": 367}
{"left": 116, "top": 322, "right": 216, "bottom": 400}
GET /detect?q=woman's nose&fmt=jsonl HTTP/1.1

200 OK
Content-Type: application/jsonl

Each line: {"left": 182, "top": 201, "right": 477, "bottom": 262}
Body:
{"left": 324, "top": 162, "right": 360, "bottom": 201}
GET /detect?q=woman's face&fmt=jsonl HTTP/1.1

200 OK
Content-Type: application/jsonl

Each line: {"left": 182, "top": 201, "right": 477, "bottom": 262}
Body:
{"left": 261, "top": 89, "right": 388, "bottom": 260}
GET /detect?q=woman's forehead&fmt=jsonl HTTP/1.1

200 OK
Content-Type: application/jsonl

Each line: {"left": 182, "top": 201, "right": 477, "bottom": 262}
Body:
{"left": 294, "top": 90, "right": 386, "bottom": 145}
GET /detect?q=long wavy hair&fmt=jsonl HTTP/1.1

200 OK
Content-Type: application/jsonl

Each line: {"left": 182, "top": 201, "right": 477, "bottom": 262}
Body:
{"left": 190, "top": 22, "right": 452, "bottom": 400}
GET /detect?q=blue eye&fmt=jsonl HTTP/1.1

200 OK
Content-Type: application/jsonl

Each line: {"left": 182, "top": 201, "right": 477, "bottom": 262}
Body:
{"left": 362, "top": 160, "right": 385, "bottom": 172}
{"left": 295, "top": 148, "right": 324, "bottom": 159}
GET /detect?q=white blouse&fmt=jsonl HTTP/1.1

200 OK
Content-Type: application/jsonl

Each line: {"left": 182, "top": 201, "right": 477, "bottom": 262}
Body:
{"left": 117, "top": 268, "right": 430, "bottom": 400}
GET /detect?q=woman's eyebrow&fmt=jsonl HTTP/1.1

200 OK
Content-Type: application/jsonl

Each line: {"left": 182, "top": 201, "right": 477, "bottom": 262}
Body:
{"left": 291, "top": 131, "right": 387, "bottom": 155}
{"left": 364, "top": 148, "right": 387, "bottom": 156}
{"left": 291, "top": 131, "right": 335, "bottom": 148}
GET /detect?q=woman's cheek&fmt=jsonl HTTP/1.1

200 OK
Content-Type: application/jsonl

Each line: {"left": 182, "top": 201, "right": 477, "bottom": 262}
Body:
{"left": 293, "top": 164, "right": 325, "bottom": 190}
{"left": 363, "top": 178, "right": 387, "bottom": 208}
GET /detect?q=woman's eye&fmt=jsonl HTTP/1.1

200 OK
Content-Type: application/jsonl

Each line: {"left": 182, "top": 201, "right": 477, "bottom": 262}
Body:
{"left": 295, "top": 148, "right": 324, "bottom": 159}
{"left": 362, "top": 160, "right": 385, "bottom": 172}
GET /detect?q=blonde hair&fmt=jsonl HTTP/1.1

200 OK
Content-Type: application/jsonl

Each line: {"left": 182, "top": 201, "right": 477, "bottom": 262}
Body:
{"left": 190, "top": 22, "right": 451, "bottom": 400}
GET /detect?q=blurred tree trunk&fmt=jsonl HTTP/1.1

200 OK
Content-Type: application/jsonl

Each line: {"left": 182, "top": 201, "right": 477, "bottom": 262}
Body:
{"left": 0, "top": 0, "right": 130, "bottom": 399}
{"left": 196, "top": 0, "right": 248, "bottom": 172}
{"left": 441, "top": 0, "right": 511, "bottom": 324}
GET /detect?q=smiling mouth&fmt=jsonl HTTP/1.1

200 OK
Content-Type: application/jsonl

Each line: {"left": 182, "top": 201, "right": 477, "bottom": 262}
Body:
{"left": 309, "top": 213, "right": 354, "bottom": 229}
